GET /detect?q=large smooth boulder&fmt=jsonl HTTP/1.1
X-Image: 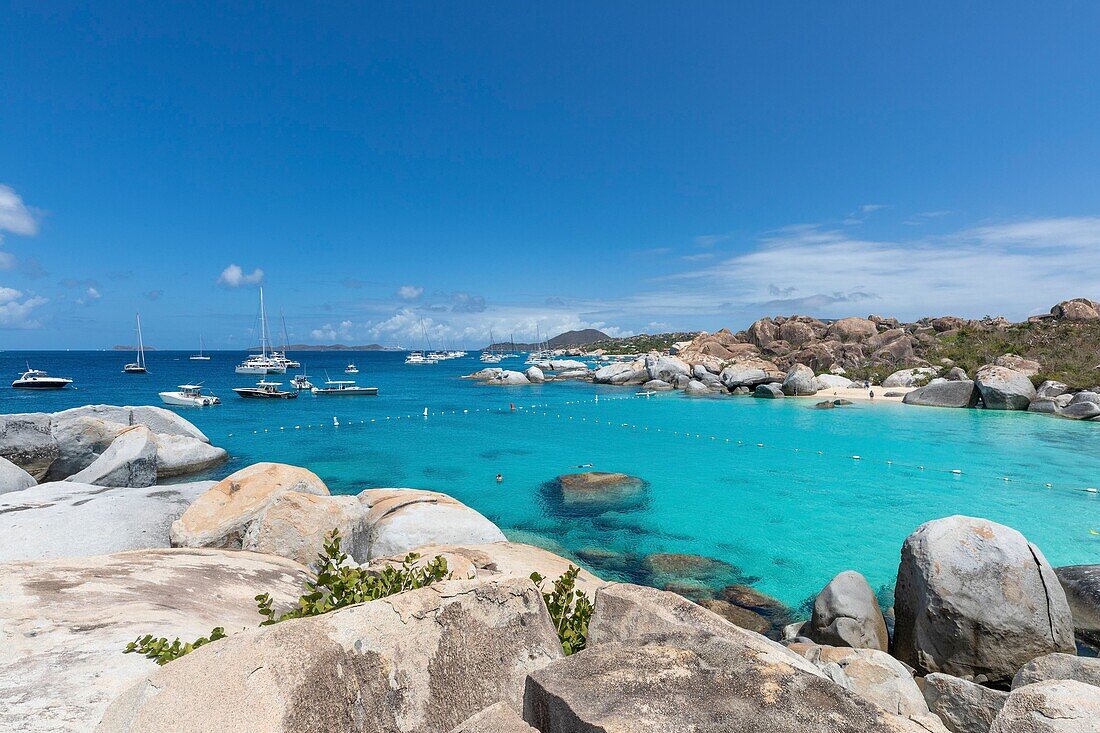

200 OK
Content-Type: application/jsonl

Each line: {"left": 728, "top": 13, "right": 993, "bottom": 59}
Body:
{"left": 827, "top": 317, "right": 878, "bottom": 343}
{"left": 779, "top": 320, "right": 818, "bottom": 347}
{"left": 975, "top": 365, "right": 1037, "bottom": 410}
{"left": 152, "top": 433, "right": 228, "bottom": 478}
{"left": 370, "top": 541, "right": 608, "bottom": 597}
{"left": 0, "top": 456, "right": 36, "bottom": 494}
{"left": 808, "top": 571, "right": 889, "bottom": 651}
{"left": 449, "top": 703, "right": 536, "bottom": 733}
{"left": 993, "top": 354, "right": 1041, "bottom": 377}
{"left": 1060, "top": 401, "right": 1100, "bottom": 420}
{"left": 882, "top": 368, "right": 937, "bottom": 388}
{"left": 1036, "top": 380, "right": 1069, "bottom": 399}
{"left": 524, "top": 366, "right": 544, "bottom": 383}
{"left": 546, "top": 359, "right": 587, "bottom": 371}
{"left": 791, "top": 644, "right": 933, "bottom": 721}
{"left": 755, "top": 382, "right": 784, "bottom": 398}
{"left": 1070, "top": 390, "right": 1100, "bottom": 406}
{"left": 46, "top": 414, "right": 126, "bottom": 480}
{"left": 641, "top": 378, "right": 673, "bottom": 391}
{"left": 720, "top": 358, "right": 782, "bottom": 388}
{"left": 65, "top": 425, "right": 158, "bottom": 488}
{"left": 923, "top": 673, "right": 1008, "bottom": 733}
{"left": 592, "top": 362, "right": 635, "bottom": 384}
{"left": 814, "top": 374, "right": 856, "bottom": 390}
{"left": 1054, "top": 565, "right": 1100, "bottom": 646}
{"left": 490, "top": 370, "right": 530, "bottom": 385}
{"left": 0, "top": 548, "right": 307, "bottom": 733}
{"left": 52, "top": 405, "right": 210, "bottom": 442}
{"left": 97, "top": 578, "right": 564, "bottom": 733}
{"left": 645, "top": 353, "right": 690, "bottom": 382}
{"left": 170, "top": 463, "right": 330, "bottom": 550}
{"left": 1012, "top": 653, "right": 1100, "bottom": 690}
{"left": 0, "top": 412, "right": 58, "bottom": 480}
{"left": 524, "top": 640, "right": 941, "bottom": 732}
{"left": 360, "top": 488, "right": 506, "bottom": 560}
{"left": 242, "top": 492, "right": 371, "bottom": 566}
{"left": 1051, "top": 298, "right": 1100, "bottom": 322}
{"left": 782, "top": 363, "right": 818, "bottom": 396}
{"left": 988, "top": 680, "right": 1100, "bottom": 733}
{"left": 894, "top": 516, "right": 1075, "bottom": 683}
{"left": 745, "top": 317, "right": 779, "bottom": 347}
{"left": 0, "top": 480, "right": 212, "bottom": 563}
{"left": 902, "top": 381, "right": 980, "bottom": 409}
{"left": 684, "top": 379, "right": 709, "bottom": 395}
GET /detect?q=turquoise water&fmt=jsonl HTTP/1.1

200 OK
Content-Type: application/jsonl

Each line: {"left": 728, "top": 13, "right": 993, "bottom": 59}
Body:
{"left": 4, "top": 350, "right": 1099, "bottom": 610}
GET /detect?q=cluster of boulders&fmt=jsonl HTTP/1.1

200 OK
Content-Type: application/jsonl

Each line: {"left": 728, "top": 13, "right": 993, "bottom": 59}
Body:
{"left": 0, "top": 405, "right": 227, "bottom": 494}
{"left": 2, "top": 442, "right": 1098, "bottom": 730}
{"left": 465, "top": 359, "right": 592, "bottom": 386}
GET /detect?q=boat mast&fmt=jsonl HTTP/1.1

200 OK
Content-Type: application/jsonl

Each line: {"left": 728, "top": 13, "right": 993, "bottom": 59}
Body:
{"left": 136, "top": 314, "right": 146, "bottom": 368}
{"left": 280, "top": 311, "right": 291, "bottom": 359}
{"left": 259, "top": 287, "right": 269, "bottom": 358}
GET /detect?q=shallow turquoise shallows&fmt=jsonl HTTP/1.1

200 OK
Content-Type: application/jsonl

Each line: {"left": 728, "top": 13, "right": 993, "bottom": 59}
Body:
{"left": 4, "top": 350, "right": 1099, "bottom": 609}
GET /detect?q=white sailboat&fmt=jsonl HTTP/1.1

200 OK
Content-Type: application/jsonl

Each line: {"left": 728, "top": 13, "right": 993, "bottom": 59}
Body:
{"left": 405, "top": 319, "right": 439, "bottom": 365}
{"left": 189, "top": 335, "right": 210, "bottom": 361}
{"left": 123, "top": 314, "right": 148, "bottom": 374}
{"left": 235, "top": 288, "right": 286, "bottom": 375}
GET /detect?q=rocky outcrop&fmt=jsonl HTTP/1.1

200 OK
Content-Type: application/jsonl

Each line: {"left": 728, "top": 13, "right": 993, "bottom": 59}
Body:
{"left": 449, "top": 703, "right": 536, "bottom": 733}
{"left": 52, "top": 405, "right": 210, "bottom": 442}
{"left": 1036, "top": 380, "right": 1069, "bottom": 399}
{"left": 782, "top": 363, "right": 817, "bottom": 396}
{"left": 170, "top": 463, "right": 331, "bottom": 550}
{"left": 592, "top": 362, "right": 637, "bottom": 384}
{"left": 98, "top": 578, "right": 564, "bottom": 733}
{"left": 0, "top": 456, "right": 36, "bottom": 494}
{"left": 0, "top": 480, "right": 212, "bottom": 563}
{"left": 524, "top": 366, "right": 544, "bottom": 383}
{"left": 813, "top": 373, "right": 855, "bottom": 390}
{"left": 893, "top": 516, "right": 1075, "bottom": 683}
{"left": 46, "top": 413, "right": 125, "bottom": 480}
{"left": 975, "top": 365, "right": 1037, "bottom": 410}
{"left": 1054, "top": 564, "right": 1100, "bottom": 646}
{"left": 152, "top": 433, "right": 228, "bottom": 477}
{"left": 360, "top": 488, "right": 506, "bottom": 560}
{"left": 902, "top": 381, "right": 980, "bottom": 409}
{"left": 755, "top": 382, "right": 784, "bottom": 398}
{"left": 1060, "top": 401, "right": 1100, "bottom": 420}
{"left": 491, "top": 370, "right": 531, "bottom": 385}
{"left": 808, "top": 570, "right": 889, "bottom": 651}
{"left": 993, "top": 354, "right": 1041, "bottom": 377}
{"left": 0, "top": 548, "right": 307, "bottom": 733}
{"left": 1050, "top": 297, "right": 1100, "bottom": 321}
{"left": 555, "top": 472, "right": 646, "bottom": 508}
{"left": 720, "top": 358, "right": 783, "bottom": 388}
{"left": 65, "top": 425, "right": 158, "bottom": 488}
{"left": 1012, "top": 653, "right": 1100, "bottom": 690}
{"left": 645, "top": 353, "right": 690, "bottom": 382}
{"left": 923, "top": 673, "right": 1007, "bottom": 733}
{"left": 641, "top": 378, "right": 673, "bottom": 391}
{"left": 242, "top": 492, "right": 370, "bottom": 566}
{"left": 827, "top": 317, "right": 878, "bottom": 343}
{"left": 988, "top": 680, "right": 1100, "bottom": 733}
{"left": 0, "top": 412, "right": 58, "bottom": 480}
{"left": 684, "top": 379, "right": 709, "bottom": 395}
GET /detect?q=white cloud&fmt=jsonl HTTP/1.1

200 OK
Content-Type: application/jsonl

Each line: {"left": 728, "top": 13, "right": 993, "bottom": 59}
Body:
{"left": 0, "top": 184, "right": 40, "bottom": 269}
{"left": 310, "top": 320, "right": 356, "bottom": 342}
{"left": 0, "top": 285, "right": 48, "bottom": 328}
{"left": 397, "top": 285, "right": 423, "bottom": 300}
{"left": 217, "top": 264, "right": 264, "bottom": 287}
{"left": 76, "top": 286, "right": 101, "bottom": 306}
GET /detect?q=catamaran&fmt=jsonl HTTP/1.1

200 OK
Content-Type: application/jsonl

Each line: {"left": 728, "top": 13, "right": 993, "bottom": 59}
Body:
{"left": 232, "top": 379, "right": 297, "bottom": 399}
{"left": 405, "top": 319, "right": 439, "bottom": 365}
{"left": 311, "top": 379, "right": 378, "bottom": 396}
{"left": 123, "top": 314, "right": 148, "bottom": 373}
{"left": 11, "top": 368, "right": 73, "bottom": 390}
{"left": 159, "top": 384, "right": 220, "bottom": 406}
{"left": 189, "top": 336, "right": 211, "bottom": 361}
{"left": 270, "top": 312, "right": 300, "bottom": 369}
{"left": 235, "top": 288, "right": 286, "bottom": 375}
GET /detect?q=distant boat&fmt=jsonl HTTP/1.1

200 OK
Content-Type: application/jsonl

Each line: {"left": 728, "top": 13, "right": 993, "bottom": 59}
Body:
{"left": 189, "top": 336, "right": 211, "bottom": 361}
{"left": 235, "top": 288, "right": 286, "bottom": 375}
{"left": 232, "top": 380, "right": 298, "bottom": 399}
{"left": 12, "top": 368, "right": 72, "bottom": 390}
{"left": 159, "top": 384, "right": 220, "bottom": 406}
{"left": 272, "top": 312, "right": 300, "bottom": 368}
{"left": 123, "top": 314, "right": 148, "bottom": 374}
{"left": 311, "top": 379, "right": 378, "bottom": 396}
{"left": 291, "top": 374, "right": 314, "bottom": 391}
{"left": 344, "top": 363, "right": 359, "bottom": 374}
{"left": 404, "top": 351, "right": 437, "bottom": 365}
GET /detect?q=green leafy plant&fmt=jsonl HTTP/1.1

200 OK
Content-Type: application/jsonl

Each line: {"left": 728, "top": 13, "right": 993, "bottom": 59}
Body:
{"left": 531, "top": 566, "right": 593, "bottom": 655}
{"left": 124, "top": 627, "right": 227, "bottom": 666}
{"left": 124, "top": 528, "right": 449, "bottom": 665}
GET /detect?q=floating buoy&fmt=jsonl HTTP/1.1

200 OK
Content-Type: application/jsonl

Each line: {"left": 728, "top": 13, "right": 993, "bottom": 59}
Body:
{"left": 850, "top": 455, "right": 860, "bottom": 460}
{"left": 333, "top": 417, "right": 339, "bottom": 427}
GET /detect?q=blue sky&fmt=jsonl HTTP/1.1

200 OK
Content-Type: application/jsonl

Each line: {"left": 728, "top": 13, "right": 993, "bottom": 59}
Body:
{"left": 2, "top": 2, "right": 1099, "bottom": 349}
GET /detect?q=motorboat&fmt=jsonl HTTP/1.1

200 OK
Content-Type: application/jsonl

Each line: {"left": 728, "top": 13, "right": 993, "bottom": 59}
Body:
{"left": 291, "top": 374, "right": 314, "bottom": 390}
{"left": 480, "top": 352, "right": 503, "bottom": 363}
{"left": 11, "top": 368, "right": 73, "bottom": 390}
{"left": 311, "top": 379, "right": 378, "bottom": 396}
{"left": 235, "top": 288, "right": 288, "bottom": 374}
{"left": 271, "top": 351, "right": 300, "bottom": 369}
{"left": 344, "top": 363, "right": 359, "bottom": 374}
{"left": 232, "top": 380, "right": 298, "bottom": 399}
{"left": 123, "top": 313, "right": 148, "bottom": 374}
{"left": 189, "top": 335, "right": 211, "bottom": 361}
{"left": 404, "top": 351, "right": 437, "bottom": 365}
{"left": 159, "top": 384, "right": 220, "bottom": 406}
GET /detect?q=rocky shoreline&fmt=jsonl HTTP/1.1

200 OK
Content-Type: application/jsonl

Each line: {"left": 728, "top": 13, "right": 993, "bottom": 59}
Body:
{"left": 1, "top": 407, "right": 1098, "bottom": 731}
{"left": 465, "top": 298, "right": 1100, "bottom": 422}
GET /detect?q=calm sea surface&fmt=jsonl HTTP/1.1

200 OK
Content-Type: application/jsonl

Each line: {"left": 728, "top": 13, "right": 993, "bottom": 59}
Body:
{"left": 3, "top": 349, "right": 1099, "bottom": 609}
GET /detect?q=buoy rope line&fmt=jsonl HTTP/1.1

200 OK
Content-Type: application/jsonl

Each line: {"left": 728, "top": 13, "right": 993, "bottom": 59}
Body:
{"left": 215, "top": 393, "right": 1100, "bottom": 500}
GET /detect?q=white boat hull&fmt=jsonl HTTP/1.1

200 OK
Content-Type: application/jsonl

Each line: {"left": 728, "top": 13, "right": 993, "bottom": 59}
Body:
{"left": 235, "top": 365, "right": 286, "bottom": 375}
{"left": 159, "top": 391, "right": 220, "bottom": 407}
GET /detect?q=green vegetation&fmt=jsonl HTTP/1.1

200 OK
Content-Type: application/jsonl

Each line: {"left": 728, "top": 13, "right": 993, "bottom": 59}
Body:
{"left": 584, "top": 332, "right": 698, "bottom": 355}
{"left": 929, "top": 321, "right": 1100, "bottom": 389}
{"left": 125, "top": 529, "right": 449, "bottom": 665}
{"left": 531, "top": 566, "right": 593, "bottom": 655}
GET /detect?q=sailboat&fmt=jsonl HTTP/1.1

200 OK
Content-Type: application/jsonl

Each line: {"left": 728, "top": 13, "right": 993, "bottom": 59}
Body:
{"left": 270, "top": 312, "right": 300, "bottom": 369}
{"left": 480, "top": 329, "right": 502, "bottom": 363}
{"left": 123, "top": 314, "right": 148, "bottom": 374}
{"left": 405, "top": 319, "right": 438, "bottom": 365}
{"left": 235, "top": 288, "right": 286, "bottom": 375}
{"left": 189, "top": 335, "right": 211, "bottom": 361}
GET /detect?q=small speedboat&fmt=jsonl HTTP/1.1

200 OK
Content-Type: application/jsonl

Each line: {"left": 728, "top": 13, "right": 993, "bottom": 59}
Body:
{"left": 160, "top": 384, "right": 220, "bottom": 406}
{"left": 311, "top": 379, "right": 378, "bottom": 396}
{"left": 291, "top": 374, "right": 314, "bottom": 391}
{"left": 344, "top": 363, "right": 359, "bottom": 374}
{"left": 232, "top": 380, "right": 298, "bottom": 399}
{"left": 12, "top": 368, "right": 73, "bottom": 390}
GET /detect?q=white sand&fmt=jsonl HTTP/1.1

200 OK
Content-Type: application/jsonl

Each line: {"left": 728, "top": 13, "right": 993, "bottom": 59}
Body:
{"left": 795, "top": 386, "right": 917, "bottom": 403}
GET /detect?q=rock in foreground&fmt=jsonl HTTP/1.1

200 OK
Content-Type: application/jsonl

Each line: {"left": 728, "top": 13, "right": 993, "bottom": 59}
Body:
{"left": 808, "top": 570, "right": 889, "bottom": 651}
{"left": 988, "top": 680, "right": 1100, "bottom": 733}
{"left": 98, "top": 578, "right": 563, "bottom": 733}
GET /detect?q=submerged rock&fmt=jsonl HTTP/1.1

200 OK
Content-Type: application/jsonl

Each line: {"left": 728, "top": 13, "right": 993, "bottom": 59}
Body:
{"left": 894, "top": 515, "right": 1075, "bottom": 682}
{"left": 643, "top": 552, "right": 739, "bottom": 585}
{"left": 555, "top": 471, "right": 647, "bottom": 509}
{"left": 98, "top": 578, "right": 563, "bottom": 733}
{"left": 0, "top": 548, "right": 307, "bottom": 733}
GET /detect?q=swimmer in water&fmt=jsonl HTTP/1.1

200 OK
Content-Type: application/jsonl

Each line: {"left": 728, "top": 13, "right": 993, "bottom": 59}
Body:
{"left": 575, "top": 463, "right": 594, "bottom": 468}
{"left": 496, "top": 473, "right": 503, "bottom": 483}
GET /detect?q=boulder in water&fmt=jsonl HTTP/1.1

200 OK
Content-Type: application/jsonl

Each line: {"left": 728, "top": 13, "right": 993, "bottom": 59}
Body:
{"left": 902, "top": 380, "right": 980, "bottom": 408}
{"left": 524, "top": 365, "right": 544, "bottom": 383}
{"left": 975, "top": 365, "right": 1036, "bottom": 410}
{"left": 556, "top": 472, "right": 646, "bottom": 508}
{"left": 754, "top": 382, "right": 784, "bottom": 398}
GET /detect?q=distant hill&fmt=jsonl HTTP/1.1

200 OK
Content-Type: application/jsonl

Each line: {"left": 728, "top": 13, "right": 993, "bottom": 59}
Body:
{"left": 283, "top": 344, "right": 393, "bottom": 351}
{"left": 483, "top": 329, "right": 610, "bottom": 351}
{"left": 111, "top": 345, "right": 158, "bottom": 351}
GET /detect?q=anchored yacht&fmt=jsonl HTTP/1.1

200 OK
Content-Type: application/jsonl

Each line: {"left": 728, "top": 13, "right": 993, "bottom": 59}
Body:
{"left": 11, "top": 368, "right": 73, "bottom": 390}
{"left": 159, "top": 384, "right": 220, "bottom": 406}
{"left": 232, "top": 380, "right": 298, "bottom": 399}
{"left": 311, "top": 379, "right": 378, "bottom": 396}
{"left": 123, "top": 314, "right": 148, "bottom": 374}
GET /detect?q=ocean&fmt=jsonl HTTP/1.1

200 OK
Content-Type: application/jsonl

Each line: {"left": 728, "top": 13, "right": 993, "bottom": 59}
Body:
{"left": 3, "top": 349, "right": 1098, "bottom": 610}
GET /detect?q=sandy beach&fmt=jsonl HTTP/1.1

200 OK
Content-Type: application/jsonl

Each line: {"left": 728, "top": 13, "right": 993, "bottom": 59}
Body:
{"left": 796, "top": 386, "right": 918, "bottom": 403}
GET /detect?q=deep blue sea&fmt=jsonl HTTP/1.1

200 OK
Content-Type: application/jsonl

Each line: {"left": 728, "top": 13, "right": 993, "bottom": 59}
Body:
{"left": 3, "top": 349, "right": 1099, "bottom": 609}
